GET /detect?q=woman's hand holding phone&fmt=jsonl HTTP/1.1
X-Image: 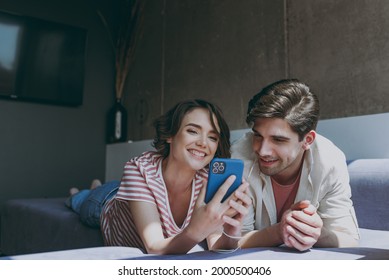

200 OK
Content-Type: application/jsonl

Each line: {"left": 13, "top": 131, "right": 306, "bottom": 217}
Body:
{"left": 185, "top": 175, "right": 240, "bottom": 242}
{"left": 221, "top": 179, "right": 251, "bottom": 240}
{"left": 202, "top": 177, "right": 251, "bottom": 250}
{"left": 184, "top": 158, "right": 251, "bottom": 247}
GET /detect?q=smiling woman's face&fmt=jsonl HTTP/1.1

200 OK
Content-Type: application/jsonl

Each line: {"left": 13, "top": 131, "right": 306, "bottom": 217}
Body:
{"left": 167, "top": 108, "right": 220, "bottom": 171}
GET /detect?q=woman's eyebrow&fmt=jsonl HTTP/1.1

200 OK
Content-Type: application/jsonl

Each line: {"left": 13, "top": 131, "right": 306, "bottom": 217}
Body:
{"left": 186, "top": 123, "right": 218, "bottom": 134}
{"left": 185, "top": 123, "right": 201, "bottom": 129}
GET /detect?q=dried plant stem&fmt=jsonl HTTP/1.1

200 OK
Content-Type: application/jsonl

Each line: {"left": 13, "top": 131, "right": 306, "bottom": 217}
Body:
{"left": 98, "top": 0, "right": 144, "bottom": 100}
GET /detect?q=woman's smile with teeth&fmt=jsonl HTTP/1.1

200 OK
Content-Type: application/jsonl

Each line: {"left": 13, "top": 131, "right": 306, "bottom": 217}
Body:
{"left": 189, "top": 149, "right": 206, "bottom": 157}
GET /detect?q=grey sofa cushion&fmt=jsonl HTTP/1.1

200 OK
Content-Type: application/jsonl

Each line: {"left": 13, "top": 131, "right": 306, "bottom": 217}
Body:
{"left": 348, "top": 159, "right": 389, "bottom": 231}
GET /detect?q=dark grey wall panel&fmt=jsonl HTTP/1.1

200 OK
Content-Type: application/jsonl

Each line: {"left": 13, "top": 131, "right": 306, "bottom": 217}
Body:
{"left": 124, "top": 0, "right": 286, "bottom": 140}
{"left": 123, "top": 0, "right": 164, "bottom": 141}
{"left": 165, "top": 0, "right": 286, "bottom": 129}
{"left": 287, "top": 0, "right": 389, "bottom": 119}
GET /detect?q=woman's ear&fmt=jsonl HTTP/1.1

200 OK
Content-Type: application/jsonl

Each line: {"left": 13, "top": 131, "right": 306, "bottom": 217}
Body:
{"left": 303, "top": 130, "right": 316, "bottom": 150}
{"left": 166, "top": 137, "right": 172, "bottom": 144}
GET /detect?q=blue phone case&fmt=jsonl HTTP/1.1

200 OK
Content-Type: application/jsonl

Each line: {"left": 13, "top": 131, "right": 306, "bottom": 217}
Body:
{"left": 205, "top": 158, "right": 244, "bottom": 203}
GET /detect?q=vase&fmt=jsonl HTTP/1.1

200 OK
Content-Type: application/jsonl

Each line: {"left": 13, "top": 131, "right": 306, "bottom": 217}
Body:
{"left": 107, "top": 98, "right": 128, "bottom": 143}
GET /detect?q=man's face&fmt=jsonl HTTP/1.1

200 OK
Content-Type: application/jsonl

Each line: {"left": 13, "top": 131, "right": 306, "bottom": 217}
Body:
{"left": 251, "top": 118, "right": 313, "bottom": 184}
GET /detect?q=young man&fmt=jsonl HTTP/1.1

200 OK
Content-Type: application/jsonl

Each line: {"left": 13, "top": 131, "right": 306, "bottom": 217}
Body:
{"left": 232, "top": 79, "right": 359, "bottom": 251}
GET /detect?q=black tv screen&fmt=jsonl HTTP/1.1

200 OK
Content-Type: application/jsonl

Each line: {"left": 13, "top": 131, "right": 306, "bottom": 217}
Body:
{"left": 0, "top": 10, "right": 87, "bottom": 106}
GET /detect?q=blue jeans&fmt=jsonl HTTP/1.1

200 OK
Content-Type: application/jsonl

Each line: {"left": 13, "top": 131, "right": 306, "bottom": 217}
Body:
{"left": 67, "top": 180, "right": 120, "bottom": 228}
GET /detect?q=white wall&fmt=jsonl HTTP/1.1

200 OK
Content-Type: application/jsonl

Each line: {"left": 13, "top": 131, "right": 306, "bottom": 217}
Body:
{"left": 105, "top": 139, "right": 154, "bottom": 181}
{"left": 317, "top": 112, "right": 389, "bottom": 160}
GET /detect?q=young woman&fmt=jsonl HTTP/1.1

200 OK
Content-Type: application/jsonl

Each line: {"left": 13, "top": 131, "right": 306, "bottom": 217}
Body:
{"left": 68, "top": 99, "right": 250, "bottom": 254}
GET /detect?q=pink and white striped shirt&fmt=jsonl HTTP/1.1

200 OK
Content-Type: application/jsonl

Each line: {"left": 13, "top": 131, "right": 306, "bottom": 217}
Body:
{"left": 100, "top": 151, "right": 208, "bottom": 251}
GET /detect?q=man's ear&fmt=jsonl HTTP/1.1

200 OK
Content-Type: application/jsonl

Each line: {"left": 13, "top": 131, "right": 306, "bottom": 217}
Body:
{"left": 303, "top": 130, "right": 316, "bottom": 150}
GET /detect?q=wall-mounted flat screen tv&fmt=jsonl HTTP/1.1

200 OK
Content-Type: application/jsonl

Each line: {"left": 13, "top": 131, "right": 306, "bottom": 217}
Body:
{"left": 0, "top": 10, "right": 87, "bottom": 106}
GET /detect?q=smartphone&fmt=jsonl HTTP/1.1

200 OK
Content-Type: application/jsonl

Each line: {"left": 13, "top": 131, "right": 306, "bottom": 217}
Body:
{"left": 205, "top": 158, "right": 244, "bottom": 203}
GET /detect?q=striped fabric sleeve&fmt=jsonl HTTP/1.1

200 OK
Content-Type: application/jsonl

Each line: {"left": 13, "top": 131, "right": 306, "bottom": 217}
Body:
{"left": 115, "top": 156, "right": 157, "bottom": 205}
